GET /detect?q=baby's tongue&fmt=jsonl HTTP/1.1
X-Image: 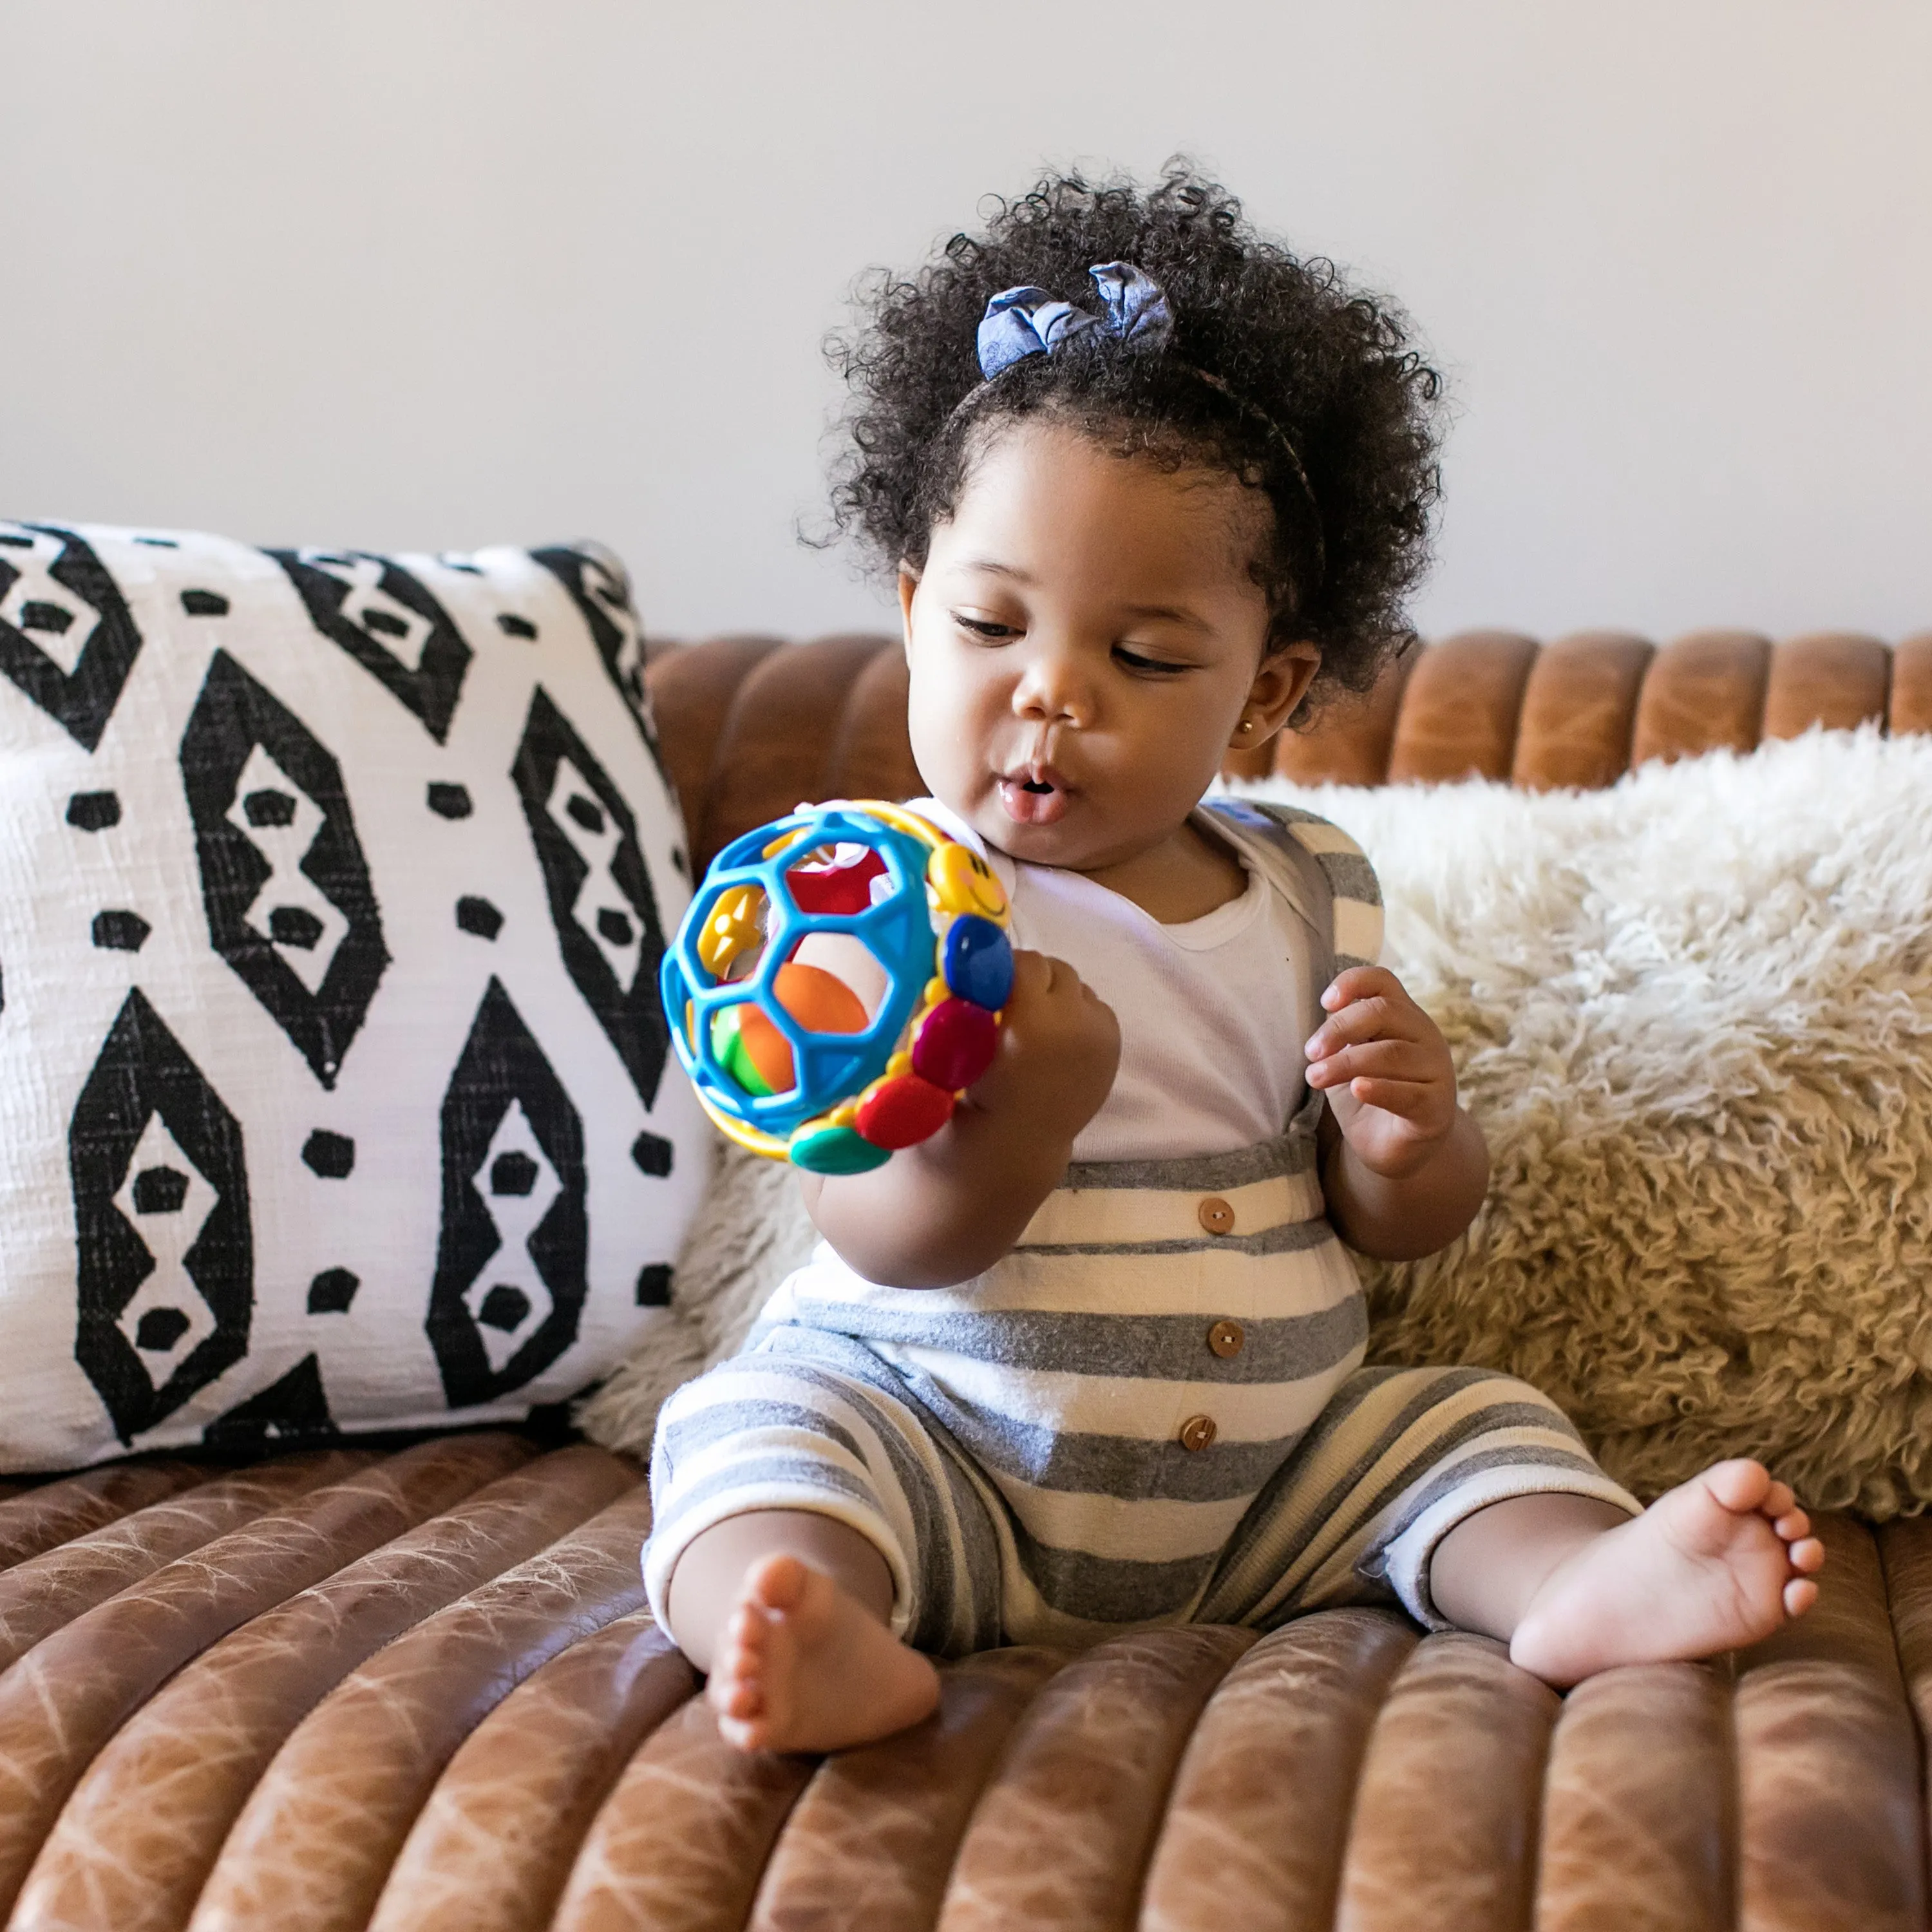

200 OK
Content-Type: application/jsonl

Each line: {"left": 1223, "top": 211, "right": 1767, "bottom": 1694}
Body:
{"left": 998, "top": 777, "right": 1068, "bottom": 825}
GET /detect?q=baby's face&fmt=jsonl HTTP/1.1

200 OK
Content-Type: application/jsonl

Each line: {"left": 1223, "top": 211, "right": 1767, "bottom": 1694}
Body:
{"left": 901, "top": 419, "right": 1312, "bottom": 876}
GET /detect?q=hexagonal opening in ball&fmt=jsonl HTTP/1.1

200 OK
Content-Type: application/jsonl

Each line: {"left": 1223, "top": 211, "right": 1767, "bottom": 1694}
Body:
{"left": 782, "top": 840, "right": 895, "bottom": 918}
{"left": 709, "top": 936, "right": 891, "bottom": 1104}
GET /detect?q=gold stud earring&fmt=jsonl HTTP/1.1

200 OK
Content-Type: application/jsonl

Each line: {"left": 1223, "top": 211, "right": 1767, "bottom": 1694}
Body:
{"left": 1238, "top": 717, "right": 1255, "bottom": 734}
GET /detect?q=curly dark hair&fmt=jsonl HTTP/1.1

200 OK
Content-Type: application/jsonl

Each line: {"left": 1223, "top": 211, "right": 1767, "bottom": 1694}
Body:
{"left": 825, "top": 163, "right": 1444, "bottom": 699}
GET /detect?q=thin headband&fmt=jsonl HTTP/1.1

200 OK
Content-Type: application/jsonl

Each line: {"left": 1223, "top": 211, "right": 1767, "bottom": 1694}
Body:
{"left": 967, "top": 261, "right": 1325, "bottom": 594}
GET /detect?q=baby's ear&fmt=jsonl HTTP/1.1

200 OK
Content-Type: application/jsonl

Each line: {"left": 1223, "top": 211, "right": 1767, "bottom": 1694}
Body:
{"left": 1253, "top": 640, "right": 1322, "bottom": 733}
{"left": 897, "top": 564, "right": 922, "bottom": 647}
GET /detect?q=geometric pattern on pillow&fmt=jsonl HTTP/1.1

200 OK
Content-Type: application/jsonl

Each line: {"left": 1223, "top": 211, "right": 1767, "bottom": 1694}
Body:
{"left": 0, "top": 522, "right": 709, "bottom": 1472}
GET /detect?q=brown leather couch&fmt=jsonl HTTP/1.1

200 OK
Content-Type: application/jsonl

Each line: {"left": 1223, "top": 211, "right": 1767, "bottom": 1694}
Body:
{"left": 3, "top": 627, "right": 1929, "bottom": 1932}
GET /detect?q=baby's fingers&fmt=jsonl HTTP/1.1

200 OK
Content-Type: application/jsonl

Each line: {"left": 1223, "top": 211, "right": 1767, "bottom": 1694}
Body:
{"left": 1320, "top": 965, "right": 1405, "bottom": 1014}
{"left": 1308, "top": 977, "right": 1428, "bottom": 1061}
{"left": 1306, "top": 1039, "right": 1439, "bottom": 1092}
{"left": 1341, "top": 1075, "right": 1444, "bottom": 1121}
{"left": 1307, "top": 1002, "right": 1400, "bottom": 1063}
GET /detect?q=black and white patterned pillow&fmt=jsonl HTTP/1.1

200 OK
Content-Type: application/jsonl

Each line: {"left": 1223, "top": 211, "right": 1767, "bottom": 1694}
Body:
{"left": 0, "top": 522, "right": 708, "bottom": 1470}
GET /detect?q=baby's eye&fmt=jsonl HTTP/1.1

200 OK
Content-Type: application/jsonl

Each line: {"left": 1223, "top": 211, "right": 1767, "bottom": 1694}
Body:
{"left": 1113, "top": 645, "right": 1189, "bottom": 675}
{"left": 953, "top": 613, "right": 1019, "bottom": 642}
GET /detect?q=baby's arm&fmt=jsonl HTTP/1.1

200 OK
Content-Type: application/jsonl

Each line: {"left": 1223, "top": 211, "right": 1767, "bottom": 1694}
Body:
{"left": 799, "top": 949, "right": 1121, "bottom": 1287}
{"left": 1305, "top": 965, "right": 1489, "bottom": 1260}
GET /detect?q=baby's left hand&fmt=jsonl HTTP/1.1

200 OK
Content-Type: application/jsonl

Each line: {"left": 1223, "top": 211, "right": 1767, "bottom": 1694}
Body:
{"left": 1305, "top": 965, "right": 1457, "bottom": 1179}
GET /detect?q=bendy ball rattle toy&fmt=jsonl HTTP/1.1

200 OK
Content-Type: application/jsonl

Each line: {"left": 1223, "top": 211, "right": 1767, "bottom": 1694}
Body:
{"left": 661, "top": 802, "right": 1014, "bottom": 1175}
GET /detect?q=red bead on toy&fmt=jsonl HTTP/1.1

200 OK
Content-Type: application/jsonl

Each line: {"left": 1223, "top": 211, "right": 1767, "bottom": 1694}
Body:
{"left": 855, "top": 1074, "right": 955, "bottom": 1149}
{"left": 911, "top": 998, "right": 998, "bottom": 1092}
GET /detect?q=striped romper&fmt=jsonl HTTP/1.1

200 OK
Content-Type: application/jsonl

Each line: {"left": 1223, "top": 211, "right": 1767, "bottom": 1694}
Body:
{"left": 644, "top": 798, "right": 1638, "bottom": 1653}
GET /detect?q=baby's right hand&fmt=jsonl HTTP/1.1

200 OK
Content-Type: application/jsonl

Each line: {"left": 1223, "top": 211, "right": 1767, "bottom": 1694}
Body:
{"left": 965, "top": 948, "right": 1121, "bottom": 1146}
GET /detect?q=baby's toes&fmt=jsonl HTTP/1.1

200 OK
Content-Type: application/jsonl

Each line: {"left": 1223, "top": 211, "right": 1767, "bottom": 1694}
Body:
{"left": 708, "top": 1664, "right": 752, "bottom": 1721}
{"left": 1788, "top": 1535, "right": 1826, "bottom": 1577}
{"left": 1703, "top": 1458, "right": 1773, "bottom": 1515}
{"left": 716, "top": 1679, "right": 764, "bottom": 1723}
{"left": 721, "top": 1622, "right": 766, "bottom": 1679}
{"left": 1760, "top": 1478, "right": 1797, "bottom": 1521}
{"left": 1785, "top": 1576, "right": 1821, "bottom": 1619}
{"left": 746, "top": 1551, "right": 811, "bottom": 1615}
{"left": 1771, "top": 1504, "right": 1810, "bottom": 1544}
{"left": 708, "top": 1647, "right": 764, "bottom": 1722}
{"left": 710, "top": 1618, "right": 768, "bottom": 1709}
{"left": 717, "top": 1709, "right": 770, "bottom": 1752}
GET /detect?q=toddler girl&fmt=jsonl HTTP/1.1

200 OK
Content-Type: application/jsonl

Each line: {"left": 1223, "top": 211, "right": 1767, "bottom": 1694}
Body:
{"left": 645, "top": 167, "right": 1824, "bottom": 1754}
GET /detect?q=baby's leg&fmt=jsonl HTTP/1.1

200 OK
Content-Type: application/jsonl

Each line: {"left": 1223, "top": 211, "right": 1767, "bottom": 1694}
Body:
{"left": 1197, "top": 1366, "right": 1821, "bottom": 1681}
{"left": 645, "top": 1339, "right": 1003, "bottom": 1754}
{"left": 665, "top": 1508, "right": 940, "bottom": 1752}
{"left": 1434, "top": 1462, "right": 1824, "bottom": 1685}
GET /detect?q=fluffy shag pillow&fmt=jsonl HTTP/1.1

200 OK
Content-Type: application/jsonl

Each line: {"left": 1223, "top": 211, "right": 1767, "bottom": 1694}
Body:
{"left": 1259, "top": 727, "right": 1932, "bottom": 1518}
{"left": 584, "top": 728, "right": 1932, "bottom": 1519}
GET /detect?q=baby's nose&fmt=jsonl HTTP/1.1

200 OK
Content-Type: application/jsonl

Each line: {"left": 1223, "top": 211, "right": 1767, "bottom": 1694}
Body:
{"left": 1012, "top": 651, "right": 1093, "bottom": 725}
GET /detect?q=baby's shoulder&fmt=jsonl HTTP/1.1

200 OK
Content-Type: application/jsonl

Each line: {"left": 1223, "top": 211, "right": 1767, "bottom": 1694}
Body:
{"left": 1202, "top": 795, "right": 1373, "bottom": 867}
{"left": 1200, "top": 797, "right": 1382, "bottom": 973}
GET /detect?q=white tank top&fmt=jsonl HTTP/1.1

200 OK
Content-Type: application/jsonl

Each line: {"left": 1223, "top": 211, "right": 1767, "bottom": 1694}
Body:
{"left": 907, "top": 798, "right": 1321, "bottom": 1164}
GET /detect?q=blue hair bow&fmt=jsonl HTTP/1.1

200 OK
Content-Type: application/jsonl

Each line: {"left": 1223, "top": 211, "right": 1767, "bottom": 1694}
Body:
{"left": 975, "top": 261, "right": 1175, "bottom": 380}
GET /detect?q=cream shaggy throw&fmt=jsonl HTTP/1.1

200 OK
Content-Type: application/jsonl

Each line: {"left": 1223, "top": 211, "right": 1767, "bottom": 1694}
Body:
{"left": 582, "top": 727, "right": 1932, "bottom": 1519}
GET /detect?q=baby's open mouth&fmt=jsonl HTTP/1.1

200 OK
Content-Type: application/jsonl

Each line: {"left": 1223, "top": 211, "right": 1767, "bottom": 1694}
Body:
{"left": 997, "top": 764, "right": 1071, "bottom": 825}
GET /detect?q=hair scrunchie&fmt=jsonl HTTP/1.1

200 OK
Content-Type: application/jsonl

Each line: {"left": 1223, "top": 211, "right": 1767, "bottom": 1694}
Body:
{"left": 974, "top": 261, "right": 1175, "bottom": 380}
{"left": 965, "top": 258, "right": 1327, "bottom": 594}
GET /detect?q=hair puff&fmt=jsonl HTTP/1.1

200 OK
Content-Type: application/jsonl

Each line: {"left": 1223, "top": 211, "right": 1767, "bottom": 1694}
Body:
{"left": 824, "top": 162, "right": 1445, "bottom": 701}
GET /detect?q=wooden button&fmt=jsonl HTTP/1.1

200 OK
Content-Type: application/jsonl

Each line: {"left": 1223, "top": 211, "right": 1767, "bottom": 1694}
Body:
{"left": 1179, "top": 1414, "right": 1217, "bottom": 1452}
{"left": 1208, "top": 1319, "right": 1245, "bottom": 1359}
{"left": 1197, "top": 1196, "right": 1235, "bottom": 1236}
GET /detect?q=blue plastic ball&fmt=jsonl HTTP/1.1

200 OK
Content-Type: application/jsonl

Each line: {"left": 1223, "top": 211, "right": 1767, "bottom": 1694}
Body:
{"left": 661, "top": 806, "right": 938, "bottom": 1139}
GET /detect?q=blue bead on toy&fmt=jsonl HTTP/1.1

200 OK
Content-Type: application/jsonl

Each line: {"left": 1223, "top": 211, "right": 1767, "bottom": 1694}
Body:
{"left": 942, "top": 914, "right": 1015, "bottom": 1011}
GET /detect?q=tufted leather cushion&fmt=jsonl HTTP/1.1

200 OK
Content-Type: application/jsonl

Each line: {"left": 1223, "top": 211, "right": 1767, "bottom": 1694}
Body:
{"left": 0, "top": 1449, "right": 1926, "bottom": 1929}
{"left": 6, "top": 627, "right": 1931, "bottom": 1930}
{"left": 656, "top": 627, "right": 1931, "bottom": 872}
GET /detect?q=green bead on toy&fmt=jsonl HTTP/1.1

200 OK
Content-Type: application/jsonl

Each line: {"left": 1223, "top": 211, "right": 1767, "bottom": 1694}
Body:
{"left": 789, "top": 1122, "right": 893, "bottom": 1174}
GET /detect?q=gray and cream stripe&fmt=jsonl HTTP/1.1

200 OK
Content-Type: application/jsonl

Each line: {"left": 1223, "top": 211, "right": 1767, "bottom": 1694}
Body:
{"left": 1200, "top": 792, "right": 1384, "bottom": 976}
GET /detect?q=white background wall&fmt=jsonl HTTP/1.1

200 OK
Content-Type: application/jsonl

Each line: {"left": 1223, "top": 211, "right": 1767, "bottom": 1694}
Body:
{"left": 3, "top": 1, "right": 1927, "bottom": 643}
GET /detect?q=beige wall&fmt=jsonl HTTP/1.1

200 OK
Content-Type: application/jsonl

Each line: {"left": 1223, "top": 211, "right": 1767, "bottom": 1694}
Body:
{"left": 3, "top": 1, "right": 1926, "bottom": 643}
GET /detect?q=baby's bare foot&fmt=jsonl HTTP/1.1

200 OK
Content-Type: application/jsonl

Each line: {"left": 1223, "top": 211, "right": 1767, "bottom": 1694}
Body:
{"left": 1509, "top": 1459, "right": 1826, "bottom": 1687}
{"left": 707, "top": 1551, "right": 940, "bottom": 1753}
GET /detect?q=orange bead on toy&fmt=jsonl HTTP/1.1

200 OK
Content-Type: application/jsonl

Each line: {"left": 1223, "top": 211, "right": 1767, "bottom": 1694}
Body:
{"left": 735, "top": 962, "right": 869, "bottom": 1095}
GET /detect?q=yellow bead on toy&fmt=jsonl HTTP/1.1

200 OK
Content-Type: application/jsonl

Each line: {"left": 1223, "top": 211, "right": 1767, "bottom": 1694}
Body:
{"left": 928, "top": 843, "right": 1007, "bottom": 920}
{"left": 697, "top": 885, "right": 766, "bottom": 978}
